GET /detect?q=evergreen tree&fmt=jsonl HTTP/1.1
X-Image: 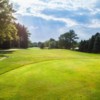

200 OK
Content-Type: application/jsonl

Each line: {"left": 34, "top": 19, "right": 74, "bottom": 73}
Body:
{"left": 79, "top": 40, "right": 84, "bottom": 52}
{"left": 88, "top": 36, "right": 95, "bottom": 52}
{"left": 93, "top": 34, "right": 100, "bottom": 53}
{"left": 79, "top": 40, "right": 88, "bottom": 52}
{"left": 84, "top": 40, "right": 89, "bottom": 52}
{"left": 79, "top": 32, "right": 100, "bottom": 53}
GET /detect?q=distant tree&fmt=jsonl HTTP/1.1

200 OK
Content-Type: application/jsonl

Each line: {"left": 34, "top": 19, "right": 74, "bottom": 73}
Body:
{"left": 40, "top": 43, "right": 45, "bottom": 49}
{"left": 84, "top": 40, "right": 89, "bottom": 52}
{"left": 79, "top": 32, "right": 100, "bottom": 53}
{"left": 79, "top": 40, "right": 87, "bottom": 52}
{"left": 32, "top": 42, "right": 38, "bottom": 47}
{"left": 28, "top": 40, "right": 34, "bottom": 47}
{"left": 48, "top": 38, "right": 58, "bottom": 49}
{"left": 14, "top": 23, "right": 30, "bottom": 48}
{"left": 38, "top": 42, "right": 44, "bottom": 49}
{"left": 44, "top": 40, "right": 49, "bottom": 47}
{"left": 44, "top": 38, "right": 58, "bottom": 49}
{"left": 88, "top": 36, "right": 95, "bottom": 52}
{"left": 93, "top": 34, "right": 100, "bottom": 53}
{"left": 59, "top": 30, "right": 78, "bottom": 49}
{"left": 79, "top": 40, "right": 84, "bottom": 52}
{"left": 79, "top": 40, "right": 89, "bottom": 52}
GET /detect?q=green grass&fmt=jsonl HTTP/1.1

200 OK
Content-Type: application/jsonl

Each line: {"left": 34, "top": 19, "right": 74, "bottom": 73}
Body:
{"left": 0, "top": 48, "right": 100, "bottom": 100}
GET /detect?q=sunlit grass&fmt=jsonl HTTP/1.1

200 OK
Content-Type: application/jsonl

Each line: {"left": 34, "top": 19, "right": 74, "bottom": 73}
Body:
{"left": 0, "top": 48, "right": 100, "bottom": 100}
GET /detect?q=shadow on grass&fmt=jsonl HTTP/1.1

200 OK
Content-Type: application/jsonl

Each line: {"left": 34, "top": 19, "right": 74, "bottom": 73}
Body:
{"left": 0, "top": 51, "right": 14, "bottom": 54}
{"left": 0, "top": 50, "right": 15, "bottom": 58}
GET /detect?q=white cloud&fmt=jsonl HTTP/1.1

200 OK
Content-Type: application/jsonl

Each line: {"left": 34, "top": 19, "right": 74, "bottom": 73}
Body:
{"left": 10, "top": 0, "right": 98, "bottom": 27}
{"left": 16, "top": 11, "right": 78, "bottom": 27}
{"left": 10, "top": 0, "right": 100, "bottom": 42}
{"left": 87, "top": 19, "right": 100, "bottom": 28}
{"left": 10, "top": 0, "right": 97, "bottom": 11}
{"left": 58, "top": 24, "right": 95, "bottom": 41}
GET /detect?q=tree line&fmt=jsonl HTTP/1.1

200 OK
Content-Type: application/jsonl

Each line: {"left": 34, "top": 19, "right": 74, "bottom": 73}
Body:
{"left": 30, "top": 31, "right": 100, "bottom": 53}
{"left": 79, "top": 33, "right": 100, "bottom": 53}
{"left": 1, "top": 0, "right": 100, "bottom": 54}
{"left": 0, "top": 0, "right": 30, "bottom": 49}
{"left": 31, "top": 30, "right": 79, "bottom": 50}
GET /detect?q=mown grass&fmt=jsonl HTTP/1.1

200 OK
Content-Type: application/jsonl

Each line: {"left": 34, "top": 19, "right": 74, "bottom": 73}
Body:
{"left": 0, "top": 48, "right": 100, "bottom": 100}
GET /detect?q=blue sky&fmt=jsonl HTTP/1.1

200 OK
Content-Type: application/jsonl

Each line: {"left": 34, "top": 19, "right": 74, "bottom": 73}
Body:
{"left": 10, "top": 0, "right": 100, "bottom": 42}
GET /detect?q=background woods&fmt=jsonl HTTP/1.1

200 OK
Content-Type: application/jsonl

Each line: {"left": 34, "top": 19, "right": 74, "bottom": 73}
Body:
{"left": 0, "top": 0, "right": 30, "bottom": 49}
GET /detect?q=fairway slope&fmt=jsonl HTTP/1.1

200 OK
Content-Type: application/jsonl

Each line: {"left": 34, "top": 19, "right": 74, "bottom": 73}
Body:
{"left": 0, "top": 48, "right": 100, "bottom": 100}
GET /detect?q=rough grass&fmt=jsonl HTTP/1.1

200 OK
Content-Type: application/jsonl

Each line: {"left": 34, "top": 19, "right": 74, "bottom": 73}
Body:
{"left": 0, "top": 48, "right": 100, "bottom": 100}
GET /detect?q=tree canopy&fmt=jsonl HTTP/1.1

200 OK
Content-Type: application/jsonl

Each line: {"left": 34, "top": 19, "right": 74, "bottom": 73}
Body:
{"left": 0, "top": 0, "right": 17, "bottom": 43}
{"left": 0, "top": 0, "right": 30, "bottom": 49}
{"left": 79, "top": 33, "right": 100, "bottom": 53}
{"left": 59, "top": 30, "right": 78, "bottom": 49}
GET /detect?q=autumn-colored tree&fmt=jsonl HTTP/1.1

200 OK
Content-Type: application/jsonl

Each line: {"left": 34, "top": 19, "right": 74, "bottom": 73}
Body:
{"left": 14, "top": 23, "right": 30, "bottom": 48}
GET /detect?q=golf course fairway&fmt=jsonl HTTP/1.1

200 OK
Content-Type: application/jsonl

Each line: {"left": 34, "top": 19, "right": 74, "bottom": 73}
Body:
{"left": 0, "top": 48, "right": 100, "bottom": 100}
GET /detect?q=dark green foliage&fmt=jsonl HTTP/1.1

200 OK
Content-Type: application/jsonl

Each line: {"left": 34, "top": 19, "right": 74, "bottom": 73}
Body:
{"left": 79, "top": 40, "right": 88, "bottom": 52}
{"left": 93, "top": 35, "right": 100, "bottom": 53}
{"left": 28, "top": 41, "right": 34, "bottom": 47}
{"left": 0, "top": 41, "right": 10, "bottom": 49}
{"left": 58, "top": 30, "right": 78, "bottom": 49}
{"left": 38, "top": 42, "right": 45, "bottom": 49}
{"left": 34, "top": 30, "right": 78, "bottom": 50}
{"left": 46, "top": 38, "right": 58, "bottom": 49}
{"left": 79, "top": 32, "right": 100, "bottom": 53}
{"left": 88, "top": 36, "right": 95, "bottom": 52}
{"left": 42, "top": 38, "right": 58, "bottom": 49}
{"left": 32, "top": 42, "right": 38, "bottom": 47}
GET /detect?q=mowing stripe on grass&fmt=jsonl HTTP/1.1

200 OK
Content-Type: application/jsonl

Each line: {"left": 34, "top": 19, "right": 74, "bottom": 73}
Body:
{"left": 0, "top": 57, "right": 7, "bottom": 61}
{"left": 0, "top": 59, "right": 65, "bottom": 76}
